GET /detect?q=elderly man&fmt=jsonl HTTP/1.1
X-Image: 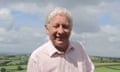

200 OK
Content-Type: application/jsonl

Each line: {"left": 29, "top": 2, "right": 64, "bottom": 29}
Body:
{"left": 27, "top": 7, "right": 94, "bottom": 72}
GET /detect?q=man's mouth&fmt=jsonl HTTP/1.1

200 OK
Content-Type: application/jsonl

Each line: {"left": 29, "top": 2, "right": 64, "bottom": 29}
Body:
{"left": 57, "top": 37, "right": 64, "bottom": 40}
{"left": 56, "top": 35, "right": 65, "bottom": 39}
{"left": 55, "top": 34, "right": 66, "bottom": 41}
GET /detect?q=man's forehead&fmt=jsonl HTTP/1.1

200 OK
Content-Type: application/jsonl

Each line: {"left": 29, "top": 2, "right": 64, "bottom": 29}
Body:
{"left": 50, "top": 15, "right": 70, "bottom": 23}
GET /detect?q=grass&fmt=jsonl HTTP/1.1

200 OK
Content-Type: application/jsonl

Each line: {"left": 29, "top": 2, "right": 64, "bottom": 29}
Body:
{"left": 0, "top": 65, "right": 27, "bottom": 72}
{"left": 96, "top": 66, "right": 120, "bottom": 72}
{"left": 1, "top": 64, "right": 120, "bottom": 72}
{"left": 95, "top": 63, "right": 120, "bottom": 72}
{"left": 0, "top": 55, "right": 120, "bottom": 72}
{"left": 15, "top": 70, "right": 26, "bottom": 72}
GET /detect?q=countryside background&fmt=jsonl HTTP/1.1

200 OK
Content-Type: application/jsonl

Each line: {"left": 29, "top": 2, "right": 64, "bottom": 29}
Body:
{"left": 0, "top": 0, "right": 120, "bottom": 72}
{"left": 0, "top": 54, "right": 120, "bottom": 72}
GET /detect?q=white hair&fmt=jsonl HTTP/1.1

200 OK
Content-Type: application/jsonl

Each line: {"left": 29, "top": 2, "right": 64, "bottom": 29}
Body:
{"left": 46, "top": 7, "right": 73, "bottom": 28}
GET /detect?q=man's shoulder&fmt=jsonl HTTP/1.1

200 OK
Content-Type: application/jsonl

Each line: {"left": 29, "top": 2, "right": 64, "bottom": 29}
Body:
{"left": 70, "top": 40, "right": 84, "bottom": 48}
{"left": 70, "top": 40, "right": 86, "bottom": 53}
{"left": 30, "top": 41, "right": 50, "bottom": 58}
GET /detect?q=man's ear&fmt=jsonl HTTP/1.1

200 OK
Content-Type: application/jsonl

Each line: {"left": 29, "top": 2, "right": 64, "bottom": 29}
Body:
{"left": 45, "top": 25, "right": 49, "bottom": 35}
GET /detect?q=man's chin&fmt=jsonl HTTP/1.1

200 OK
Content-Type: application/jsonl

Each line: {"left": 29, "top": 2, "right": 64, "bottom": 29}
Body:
{"left": 53, "top": 39, "right": 68, "bottom": 46}
{"left": 56, "top": 40, "right": 65, "bottom": 45}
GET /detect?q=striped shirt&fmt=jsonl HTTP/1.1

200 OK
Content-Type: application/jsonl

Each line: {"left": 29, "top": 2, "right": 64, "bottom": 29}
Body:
{"left": 27, "top": 41, "right": 94, "bottom": 72}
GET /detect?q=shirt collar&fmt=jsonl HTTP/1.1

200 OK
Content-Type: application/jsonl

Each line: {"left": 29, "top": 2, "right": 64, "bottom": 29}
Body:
{"left": 47, "top": 40, "right": 74, "bottom": 57}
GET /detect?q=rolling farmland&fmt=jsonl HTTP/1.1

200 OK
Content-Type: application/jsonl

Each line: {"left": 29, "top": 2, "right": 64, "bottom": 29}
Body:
{"left": 0, "top": 55, "right": 120, "bottom": 72}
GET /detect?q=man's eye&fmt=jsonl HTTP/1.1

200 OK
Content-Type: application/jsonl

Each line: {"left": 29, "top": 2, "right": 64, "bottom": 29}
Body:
{"left": 53, "top": 25, "right": 59, "bottom": 28}
{"left": 63, "top": 25, "right": 70, "bottom": 29}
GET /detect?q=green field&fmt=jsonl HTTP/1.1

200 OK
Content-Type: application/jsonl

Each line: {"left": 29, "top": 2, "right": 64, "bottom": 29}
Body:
{"left": 91, "top": 56, "right": 120, "bottom": 72}
{"left": 96, "top": 66, "right": 120, "bottom": 72}
{"left": 0, "top": 55, "right": 120, "bottom": 72}
{"left": 1, "top": 63, "right": 120, "bottom": 72}
{"left": 95, "top": 63, "right": 120, "bottom": 72}
{"left": 0, "top": 54, "right": 28, "bottom": 72}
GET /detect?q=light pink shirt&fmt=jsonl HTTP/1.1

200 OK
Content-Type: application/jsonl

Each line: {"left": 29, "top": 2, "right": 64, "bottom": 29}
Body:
{"left": 27, "top": 41, "right": 94, "bottom": 72}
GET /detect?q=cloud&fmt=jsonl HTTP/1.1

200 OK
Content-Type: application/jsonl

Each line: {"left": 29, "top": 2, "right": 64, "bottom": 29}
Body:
{"left": 9, "top": 3, "right": 40, "bottom": 14}
{"left": 71, "top": 24, "right": 120, "bottom": 57}
{"left": 71, "top": 1, "right": 120, "bottom": 34}
{"left": 0, "top": 0, "right": 120, "bottom": 57}
{"left": 0, "top": 8, "right": 13, "bottom": 30}
{"left": 0, "top": 26, "right": 46, "bottom": 54}
{"left": 72, "top": 5, "right": 100, "bottom": 33}
{"left": 0, "top": 28, "right": 6, "bottom": 33}
{"left": 98, "top": 1, "right": 120, "bottom": 26}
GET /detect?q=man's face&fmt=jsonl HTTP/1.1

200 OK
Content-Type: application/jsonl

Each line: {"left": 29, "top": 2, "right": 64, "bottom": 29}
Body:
{"left": 46, "top": 15, "right": 71, "bottom": 50}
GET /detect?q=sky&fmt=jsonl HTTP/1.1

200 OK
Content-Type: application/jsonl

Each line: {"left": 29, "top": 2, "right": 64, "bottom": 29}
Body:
{"left": 0, "top": 0, "right": 120, "bottom": 57}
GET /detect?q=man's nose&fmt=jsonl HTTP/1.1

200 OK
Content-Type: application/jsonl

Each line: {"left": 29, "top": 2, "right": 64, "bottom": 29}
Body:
{"left": 57, "top": 26, "right": 64, "bottom": 34}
